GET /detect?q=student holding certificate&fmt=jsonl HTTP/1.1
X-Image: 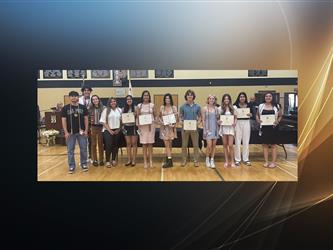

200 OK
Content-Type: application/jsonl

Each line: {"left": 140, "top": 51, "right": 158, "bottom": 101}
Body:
{"left": 122, "top": 95, "right": 138, "bottom": 167}
{"left": 233, "top": 92, "right": 252, "bottom": 166}
{"left": 88, "top": 95, "right": 105, "bottom": 167}
{"left": 136, "top": 90, "right": 157, "bottom": 169}
{"left": 159, "top": 93, "right": 178, "bottom": 168}
{"left": 256, "top": 92, "right": 282, "bottom": 168}
{"left": 100, "top": 97, "right": 122, "bottom": 167}
{"left": 179, "top": 89, "right": 201, "bottom": 167}
{"left": 218, "top": 94, "right": 237, "bottom": 168}
{"left": 202, "top": 95, "right": 219, "bottom": 168}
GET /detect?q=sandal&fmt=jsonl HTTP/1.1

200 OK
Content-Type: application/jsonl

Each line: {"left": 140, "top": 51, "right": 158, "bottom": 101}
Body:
{"left": 224, "top": 163, "right": 229, "bottom": 168}
{"left": 263, "top": 162, "right": 269, "bottom": 168}
{"left": 268, "top": 163, "right": 277, "bottom": 168}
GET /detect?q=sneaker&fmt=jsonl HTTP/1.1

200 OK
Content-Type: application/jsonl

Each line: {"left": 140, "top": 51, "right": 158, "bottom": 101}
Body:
{"left": 235, "top": 161, "right": 241, "bottom": 166}
{"left": 244, "top": 161, "right": 251, "bottom": 166}
{"left": 68, "top": 168, "right": 75, "bottom": 174}
{"left": 106, "top": 162, "right": 111, "bottom": 168}
{"left": 81, "top": 165, "right": 89, "bottom": 172}
{"left": 125, "top": 161, "right": 132, "bottom": 166}
{"left": 99, "top": 161, "right": 104, "bottom": 166}
{"left": 210, "top": 159, "right": 215, "bottom": 169}
{"left": 205, "top": 157, "right": 211, "bottom": 168}
{"left": 93, "top": 161, "right": 98, "bottom": 167}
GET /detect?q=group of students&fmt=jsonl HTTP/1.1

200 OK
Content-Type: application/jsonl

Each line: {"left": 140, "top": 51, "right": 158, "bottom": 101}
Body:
{"left": 61, "top": 86, "right": 282, "bottom": 174}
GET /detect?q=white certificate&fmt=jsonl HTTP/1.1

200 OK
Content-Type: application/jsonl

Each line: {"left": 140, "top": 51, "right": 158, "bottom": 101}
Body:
{"left": 183, "top": 120, "right": 197, "bottom": 131}
{"left": 122, "top": 112, "right": 135, "bottom": 124}
{"left": 261, "top": 114, "right": 276, "bottom": 126}
{"left": 236, "top": 108, "right": 250, "bottom": 119}
{"left": 162, "top": 114, "right": 176, "bottom": 125}
{"left": 139, "top": 114, "right": 153, "bottom": 125}
{"left": 220, "top": 115, "right": 234, "bottom": 126}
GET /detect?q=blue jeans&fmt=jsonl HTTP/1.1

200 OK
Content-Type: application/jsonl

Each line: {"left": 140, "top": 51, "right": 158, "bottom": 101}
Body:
{"left": 66, "top": 133, "right": 88, "bottom": 170}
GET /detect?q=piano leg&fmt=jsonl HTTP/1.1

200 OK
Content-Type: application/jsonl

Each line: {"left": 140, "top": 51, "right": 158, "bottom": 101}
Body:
{"left": 278, "top": 144, "right": 287, "bottom": 159}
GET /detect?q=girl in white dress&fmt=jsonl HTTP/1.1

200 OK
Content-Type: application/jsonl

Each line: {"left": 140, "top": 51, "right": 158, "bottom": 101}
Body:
{"left": 218, "top": 94, "right": 237, "bottom": 167}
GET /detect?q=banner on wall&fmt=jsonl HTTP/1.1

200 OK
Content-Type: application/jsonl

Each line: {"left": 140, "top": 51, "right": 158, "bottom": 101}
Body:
{"left": 113, "top": 70, "right": 127, "bottom": 86}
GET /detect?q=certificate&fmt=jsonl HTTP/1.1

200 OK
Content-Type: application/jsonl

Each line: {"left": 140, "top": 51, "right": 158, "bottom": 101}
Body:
{"left": 261, "top": 114, "right": 276, "bottom": 126}
{"left": 122, "top": 112, "right": 135, "bottom": 124}
{"left": 162, "top": 114, "right": 176, "bottom": 125}
{"left": 236, "top": 108, "right": 250, "bottom": 119}
{"left": 183, "top": 120, "right": 197, "bottom": 131}
{"left": 220, "top": 115, "right": 234, "bottom": 126}
{"left": 138, "top": 114, "right": 153, "bottom": 125}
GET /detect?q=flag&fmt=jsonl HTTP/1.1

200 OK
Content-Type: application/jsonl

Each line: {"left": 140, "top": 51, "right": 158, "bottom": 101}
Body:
{"left": 128, "top": 79, "right": 133, "bottom": 96}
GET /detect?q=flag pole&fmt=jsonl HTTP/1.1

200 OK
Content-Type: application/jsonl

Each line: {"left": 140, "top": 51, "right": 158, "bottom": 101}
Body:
{"left": 128, "top": 70, "right": 132, "bottom": 96}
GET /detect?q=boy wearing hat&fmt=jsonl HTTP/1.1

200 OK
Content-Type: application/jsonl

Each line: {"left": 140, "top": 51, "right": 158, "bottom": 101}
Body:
{"left": 62, "top": 91, "right": 89, "bottom": 173}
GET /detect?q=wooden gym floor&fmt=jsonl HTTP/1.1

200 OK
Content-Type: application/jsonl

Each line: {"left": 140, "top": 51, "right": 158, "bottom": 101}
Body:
{"left": 37, "top": 144, "right": 297, "bottom": 182}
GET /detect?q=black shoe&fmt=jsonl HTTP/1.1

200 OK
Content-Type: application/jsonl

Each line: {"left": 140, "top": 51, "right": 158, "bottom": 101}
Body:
{"left": 169, "top": 158, "right": 173, "bottom": 167}
{"left": 125, "top": 161, "right": 132, "bottom": 166}
{"left": 131, "top": 162, "right": 136, "bottom": 167}
{"left": 162, "top": 157, "right": 168, "bottom": 168}
{"left": 93, "top": 161, "right": 98, "bottom": 167}
{"left": 99, "top": 161, "right": 104, "bottom": 166}
{"left": 165, "top": 158, "right": 172, "bottom": 168}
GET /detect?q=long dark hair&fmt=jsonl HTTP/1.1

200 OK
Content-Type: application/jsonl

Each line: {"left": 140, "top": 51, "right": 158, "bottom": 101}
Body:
{"left": 233, "top": 92, "right": 248, "bottom": 107}
{"left": 105, "top": 97, "right": 118, "bottom": 125}
{"left": 141, "top": 90, "right": 151, "bottom": 103}
{"left": 221, "top": 94, "right": 234, "bottom": 115}
{"left": 163, "top": 93, "right": 174, "bottom": 106}
{"left": 123, "top": 95, "right": 135, "bottom": 113}
{"left": 263, "top": 92, "right": 279, "bottom": 110}
{"left": 88, "top": 95, "right": 104, "bottom": 112}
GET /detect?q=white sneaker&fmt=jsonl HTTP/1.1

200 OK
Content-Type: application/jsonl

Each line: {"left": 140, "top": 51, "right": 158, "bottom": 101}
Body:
{"left": 210, "top": 159, "right": 215, "bottom": 169}
{"left": 206, "top": 157, "right": 211, "bottom": 168}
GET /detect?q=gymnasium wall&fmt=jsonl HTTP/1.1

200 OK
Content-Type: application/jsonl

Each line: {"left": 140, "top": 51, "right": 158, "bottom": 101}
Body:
{"left": 37, "top": 70, "right": 297, "bottom": 114}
